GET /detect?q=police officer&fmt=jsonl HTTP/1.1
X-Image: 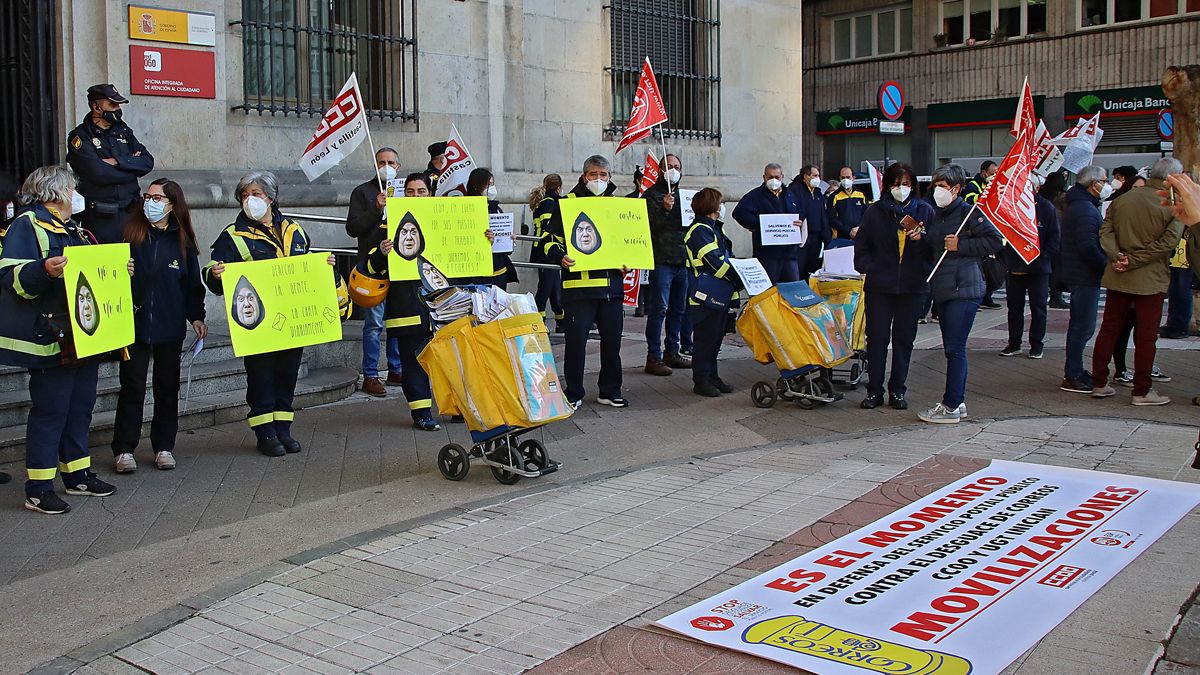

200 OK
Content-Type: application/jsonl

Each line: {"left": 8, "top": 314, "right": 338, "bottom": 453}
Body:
{"left": 426, "top": 142, "right": 448, "bottom": 194}
{"left": 66, "top": 84, "right": 154, "bottom": 243}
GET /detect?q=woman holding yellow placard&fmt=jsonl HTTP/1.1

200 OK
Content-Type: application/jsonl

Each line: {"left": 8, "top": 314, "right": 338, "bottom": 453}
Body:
{"left": 0, "top": 165, "right": 130, "bottom": 514}
{"left": 203, "top": 171, "right": 335, "bottom": 457}
{"left": 111, "top": 178, "right": 207, "bottom": 473}
{"left": 465, "top": 168, "right": 517, "bottom": 288}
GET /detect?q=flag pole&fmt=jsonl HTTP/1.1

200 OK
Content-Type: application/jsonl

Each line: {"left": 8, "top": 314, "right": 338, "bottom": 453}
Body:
{"left": 355, "top": 73, "right": 384, "bottom": 193}
{"left": 657, "top": 125, "right": 671, "bottom": 196}
{"left": 925, "top": 202, "right": 983, "bottom": 283}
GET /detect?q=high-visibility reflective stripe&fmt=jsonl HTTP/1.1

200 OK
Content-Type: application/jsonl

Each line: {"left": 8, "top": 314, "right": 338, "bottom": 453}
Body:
{"left": 564, "top": 277, "right": 607, "bottom": 289}
{"left": 248, "top": 413, "right": 274, "bottom": 427}
{"left": 714, "top": 262, "right": 730, "bottom": 278}
{"left": 0, "top": 258, "right": 31, "bottom": 270}
{"left": 11, "top": 263, "right": 35, "bottom": 299}
{"left": 386, "top": 315, "right": 422, "bottom": 328}
{"left": 408, "top": 398, "right": 432, "bottom": 410}
{"left": 33, "top": 222, "right": 51, "bottom": 254}
{"left": 230, "top": 232, "right": 254, "bottom": 261}
{"left": 274, "top": 411, "right": 295, "bottom": 421}
{"left": 59, "top": 456, "right": 91, "bottom": 474}
{"left": 0, "top": 336, "right": 60, "bottom": 356}
{"left": 554, "top": 312, "right": 565, "bottom": 320}
{"left": 27, "top": 467, "right": 56, "bottom": 480}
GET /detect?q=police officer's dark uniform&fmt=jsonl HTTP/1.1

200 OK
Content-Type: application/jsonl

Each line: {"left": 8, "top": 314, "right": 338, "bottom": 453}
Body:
{"left": 203, "top": 204, "right": 311, "bottom": 456}
{"left": 0, "top": 204, "right": 117, "bottom": 513}
{"left": 363, "top": 230, "right": 440, "bottom": 430}
{"left": 425, "top": 142, "right": 447, "bottom": 194}
{"left": 66, "top": 84, "right": 154, "bottom": 244}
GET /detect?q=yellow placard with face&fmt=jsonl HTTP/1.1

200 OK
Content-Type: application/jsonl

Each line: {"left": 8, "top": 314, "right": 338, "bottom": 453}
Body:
{"left": 560, "top": 197, "right": 655, "bottom": 272}
{"left": 385, "top": 196, "right": 492, "bottom": 284}
{"left": 221, "top": 254, "right": 341, "bottom": 357}
{"left": 64, "top": 243, "right": 135, "bottom": 359}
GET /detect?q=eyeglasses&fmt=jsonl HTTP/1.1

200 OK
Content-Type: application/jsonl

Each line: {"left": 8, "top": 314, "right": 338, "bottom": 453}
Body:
{"left": 143, "top": 194, "right": 170, "bottom": 203}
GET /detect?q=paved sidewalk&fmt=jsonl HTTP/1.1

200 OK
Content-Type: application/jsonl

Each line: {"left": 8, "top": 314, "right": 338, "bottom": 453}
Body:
{"left": 66, "top": 417, "right": 1200, "bottom": 675}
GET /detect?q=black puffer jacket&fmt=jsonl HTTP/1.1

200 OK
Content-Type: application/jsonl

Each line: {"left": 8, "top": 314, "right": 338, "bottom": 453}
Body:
{"left": 643, "top": 179, "right": 687, "bottom": 267}
{"left": 926, "top": 198, "right": 1003, "bottom": 303}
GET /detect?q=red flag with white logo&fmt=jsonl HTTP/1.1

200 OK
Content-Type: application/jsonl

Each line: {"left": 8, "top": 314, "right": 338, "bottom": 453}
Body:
{"left": 639, "top": 151, "right": 660, "bottom": 195}
{"left": 299, "top": 73, "right": 368, "bottom": 181}
{"left": 1011, "top": 77, "right": 1035, "bottom": 139}
{"left": 616, "top": 58, "right": 669, "bottom": 154}
{"left": 978, "top": 126, "right": 1040, "bottom": 264}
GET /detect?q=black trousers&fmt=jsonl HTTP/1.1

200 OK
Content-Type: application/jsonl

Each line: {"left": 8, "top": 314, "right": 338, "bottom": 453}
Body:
{"left": 689, "top": 305, "right": 725, "bottom": 386}
{"left": 112, "top": 341, "right": 183, "bottom": 455}
{"left": 1005, "top": 273, "right": 1050, "bottom": 351}
{"left": 244, "top": 347, "right": 303, "bottom": 440}
{"left": 394, "top": 332, "right": 433, "bottom": 421}
{"left": 761, "top": 258, "right": 801, "bottom": 284}
{"left": 79, "top": 209, "right": 128, "bottom": 245}
{"left": 864, "top": 291, "right": 922, "bottom": 399}
{"left": 535, "top": 268, "right": 563, "bottom": 319}
{"left": 563, "top": 297, "right": 623, "bottom": 402}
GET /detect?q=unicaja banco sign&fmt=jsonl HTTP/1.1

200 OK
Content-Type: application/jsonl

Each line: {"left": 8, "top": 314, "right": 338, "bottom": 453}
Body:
{"left": 1066, "top": 86, "right": 1169, "bottom": 118}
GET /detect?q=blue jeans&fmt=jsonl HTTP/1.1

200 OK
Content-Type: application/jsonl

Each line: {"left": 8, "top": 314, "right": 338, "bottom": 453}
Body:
{"left": 1165, "top": 267, "right": 1195, "bottom": 333}
{"left": 646, "top": 265, "right": 692, "bottom": 359}
{"left": 362, "top": 303, "right": 402, "bottom": 378}
{"left": 935, "top": 297, "right": 981, "bottom": 409}
{"left": 1063, "top": 285, "right": 1100, "bottom": 382}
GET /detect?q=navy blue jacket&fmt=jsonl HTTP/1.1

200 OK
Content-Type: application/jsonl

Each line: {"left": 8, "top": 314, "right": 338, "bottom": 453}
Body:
{"left": 0, "top": 205, "right": 95, "bottom": 368}
{"left": 853, "top": 195, "right": 936, "bottom": 295}
{"left": 1059, "top": 185, "right": 1108, "bottom": 287}
{"left": 203, "top": 207, "right": 312, "bottom": 294}
{"left": 828, "top": 189, "right": 869, "bottom": 239}
{"left": 926, "top": 198, "right": 1004, "bottom": 303}
{"left": 540, "top": 181, "right": 624, "bottom": 302}
{"left": 129, "top": 220, "right": 206, "bottom": 344}
{"left": 789, "top": 180, "right": 833, "bottom": 275}
{"left": 1003, "top": 195, "right": 1060, "bottom": 275}
{"left": 732, "top": 184, "right": 801, "bottom": 260}
{"left": 66, "top": 115, "right": 154, "bottom": 211}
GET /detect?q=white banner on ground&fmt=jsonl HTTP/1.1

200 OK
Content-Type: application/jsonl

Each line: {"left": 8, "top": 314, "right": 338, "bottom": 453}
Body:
{"left": 489, "top": 213, "right": 514, "bottom": 253}
{"left": 678, "top": 189, "right": 698, "bottom": 228}
{"left": 656, "top": 460, "right": 1200, "bottom": 675}
{"left": 299, "top": 73, "right": 368, "bottom": 181}
{"left": 728, "top": 258, "right": 772, "bottom": 296}
{"left": 761, "top": 214, "right": 804, "bottom": 246}
{"left": 434, "top": 125, "right": 477, "bottom": 197}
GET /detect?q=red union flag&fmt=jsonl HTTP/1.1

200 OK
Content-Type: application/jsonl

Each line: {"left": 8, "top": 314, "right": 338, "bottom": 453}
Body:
{"left": 639, "top": 151, "right": 660, "bottom": 195}
{"left": 979, "top": 127, "right": 1040, "bottom": 264}
{"left": 1011, "top": 77, "right": 1036, "bottom": 138}
{"left": 616, "top": 58, "right": 669, "bottom": 154}
{"left": 300, "top": 73, "right": 368, "bottom": 181}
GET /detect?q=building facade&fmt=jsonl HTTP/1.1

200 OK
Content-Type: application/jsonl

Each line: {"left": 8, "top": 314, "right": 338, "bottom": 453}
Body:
{"left": 803, "top": 0, "right": 1197, "bottom": 177}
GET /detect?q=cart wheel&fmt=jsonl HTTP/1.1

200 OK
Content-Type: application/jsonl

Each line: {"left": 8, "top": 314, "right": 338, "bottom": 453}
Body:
{"left": 518, "top": 439, "right": 549, "bottom": 471}
{"left": 776, "top": 377, "right": 793, "bottom": 400}
{"left": 796, "top": 396, "right": 816, "bottom": 410}
{"left": 848, "top": 363, "right": 862, "bottom": 387}
{"left": 437, "top": 443, "right": 470, "bottom": 481}
{"left": 490, "top": 443, "right": 523, "bottom": 485}
{"left": 750, "top": 381, "right": 777, "bottom": 408}
{"left": 815, "top": 374, "right": 836, "bottom": 399}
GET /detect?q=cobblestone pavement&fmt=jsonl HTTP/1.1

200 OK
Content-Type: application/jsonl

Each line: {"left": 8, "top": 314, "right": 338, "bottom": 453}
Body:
{"left": 68, "top": 418, "right": 1199, "bottom": 675}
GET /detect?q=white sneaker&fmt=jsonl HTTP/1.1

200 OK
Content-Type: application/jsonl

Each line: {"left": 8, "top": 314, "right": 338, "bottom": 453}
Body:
{"left": 114, "top": 453, "right": 137, "bottom": 474}
{"left": 1131, "top": 390, "right": 1170, "bottom": 406}
{"left": 955, "top": 403, "right": 968, "bottom": 419}
{"left": 918, "top": 403, "right": 961, "bottom": 424}
{"left": 155, "top": 451, "right": 177, "bottom": 470}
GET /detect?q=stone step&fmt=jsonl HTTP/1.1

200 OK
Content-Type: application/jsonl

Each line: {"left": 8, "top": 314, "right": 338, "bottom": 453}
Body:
{"left": 0, "top": 366, "right": 358, "bottom": 464}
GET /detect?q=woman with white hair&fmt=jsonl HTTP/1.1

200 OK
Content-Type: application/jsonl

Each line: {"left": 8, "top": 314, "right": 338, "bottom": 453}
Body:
{"left": 0, "top": 165, "right": 133, "bottom": 514}
{"left": 204, "top": 171, "right": 336, "bottom": 457}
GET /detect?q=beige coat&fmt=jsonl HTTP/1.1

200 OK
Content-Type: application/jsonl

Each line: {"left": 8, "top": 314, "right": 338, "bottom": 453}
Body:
{"left": 1099, "top": 179, "right": 1185, "bottom": 295}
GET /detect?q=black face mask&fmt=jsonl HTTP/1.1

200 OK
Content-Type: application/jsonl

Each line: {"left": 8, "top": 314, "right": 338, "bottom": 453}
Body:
{"left": 99, "top": 109, "right": 123, "bottom": 124}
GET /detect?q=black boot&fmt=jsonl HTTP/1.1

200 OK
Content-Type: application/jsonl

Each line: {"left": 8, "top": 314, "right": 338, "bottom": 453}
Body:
{"left": 278, "top": 436, "right": 303, "bottom": 453}
{"left": 257, "top": 437, "right": 285, "bottom": 457}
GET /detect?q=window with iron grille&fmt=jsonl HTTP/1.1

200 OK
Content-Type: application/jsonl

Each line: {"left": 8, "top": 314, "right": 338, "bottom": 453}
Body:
{"left": 232, "top": 0, "right": 418, "bottom": 124}
{"left": 607, "top": 0, "right": 721, "bottom": 143}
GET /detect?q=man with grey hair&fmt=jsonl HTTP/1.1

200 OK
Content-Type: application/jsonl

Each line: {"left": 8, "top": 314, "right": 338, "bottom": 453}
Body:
{"left": 1088, "top": 158, "right": 1185, "bottom": 405}
{"left": 1058, "top": 165, "right": 1110, "bottom": 394}
{"left": 539, "top": 154, "right": 629, "bottom": 408}
{"left": 732, "top": 162, "right": 804, "bottom": 283}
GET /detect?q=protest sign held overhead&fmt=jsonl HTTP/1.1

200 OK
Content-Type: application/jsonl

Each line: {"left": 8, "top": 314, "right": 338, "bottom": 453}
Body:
{"left": 299, "top": 73, "right": 368, "bottom": 181}
{"left": 64, "top": 243, "right": 135, "bottom": 359}
{"left": 560, "top": 197, "right": 655, "bottom": 272}
{"left": 434, "top": 125, "right": 477, "bottom": 197}
{"left": 386, "top": 196, "right": 492, "bottom": 281}
{"left": 221, "top": 254, "right": 342, "bottom": 357}
{"left": 616, "top": 58, "right": 669, "bottom": 154}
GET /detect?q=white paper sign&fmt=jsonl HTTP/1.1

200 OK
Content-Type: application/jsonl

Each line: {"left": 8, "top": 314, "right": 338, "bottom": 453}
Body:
{"left": 820, "top": 246, "right": 859, "bottom": 277}
{"left": 728, "top": 258, "right": 772, "bottom": 296}
{"left": 489, "top": 213, "right": 515, "bottom": 254}
{"left": 385, "top": 178, "right": 404, "bottom": 198}
{"left": 678, "top": 189, "right": 698, "bottom": 228}
{"left": 656, "top": 460, "right": 1200, "bottom": 675}
{"left": 760, "top": 214, "right": 804, "bottom": 246}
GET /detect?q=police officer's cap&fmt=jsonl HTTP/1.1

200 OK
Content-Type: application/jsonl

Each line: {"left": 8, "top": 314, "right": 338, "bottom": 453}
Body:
{"left": 86, "top": 83, "right": 129, "bottom": 104}
{"left": 427, "top": 142, "right": 448, "bottom": 157}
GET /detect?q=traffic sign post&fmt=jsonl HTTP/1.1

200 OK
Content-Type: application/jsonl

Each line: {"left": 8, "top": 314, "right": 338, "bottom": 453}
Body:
{"left": 1158, "top": 110, "right": 1174, "bottom": 157}
{"left": 877, "top": 81, "right": 907, "bottom": 166}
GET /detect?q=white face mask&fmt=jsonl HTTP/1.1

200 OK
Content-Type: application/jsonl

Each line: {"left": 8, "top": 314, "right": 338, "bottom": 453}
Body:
{"left": 840, "top": 178, "right": 854, "bottom": 191}
{"left": 485, "top": 185, "right": 498, "bottom": 200}
{"left": 378, "top": 165, "right": 397, "bottom": 182}
{"left": 933, "top": 186, "right": 956, "bottom": 208}
{"left": 808, "top": 177, "right": 821, "bottom": 189}
{"left": 890, "top": 185, "right": 912, "bottom": 202}
{"left": 243, "top": 195, "right": 270, "bottom": 221}
{"left": 1098, "top": 183, "right": 1114, "bottom": 200}
{"left": 586, "top": 179, "right": 608, "bottom": 196}
{"left": 718, "top": 204, "right": 727, "bottom": 220}
{"left": 765, "top": 178, "right": 783, "bottom": 192}
{"left": 1110, "top": 178, "right": 1123, "bottom": 191}
{"left": 665, "top": 168, "right": 681, "bottom": 185}
{"left": 70, "top": 190, "right": 87, "bottom": 215}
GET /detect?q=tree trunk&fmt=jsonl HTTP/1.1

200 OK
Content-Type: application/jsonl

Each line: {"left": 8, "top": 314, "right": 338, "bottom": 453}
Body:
{"left": 1163, "top": 65, "right": 1200, "bottom": 177}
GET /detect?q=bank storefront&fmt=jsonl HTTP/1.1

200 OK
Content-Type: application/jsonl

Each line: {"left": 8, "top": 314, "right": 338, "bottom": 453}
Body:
{"left": 815, "top": 107, "right": 913, "bottom": 176}
{"left": 1064, "top": 85, "right": 1170, "bottom": 156}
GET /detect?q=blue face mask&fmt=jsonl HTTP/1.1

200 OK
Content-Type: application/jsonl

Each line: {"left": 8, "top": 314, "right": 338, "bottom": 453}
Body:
{"left": 144, "top": 199, "right": 168, "bottom": 224}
